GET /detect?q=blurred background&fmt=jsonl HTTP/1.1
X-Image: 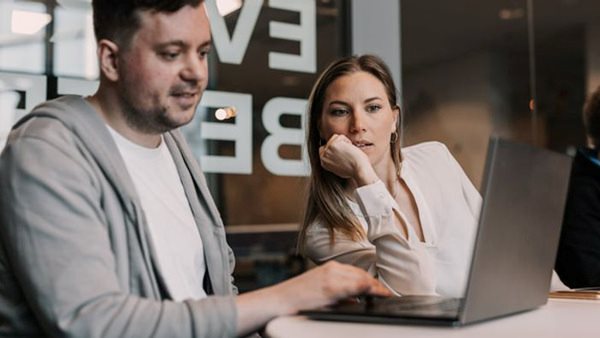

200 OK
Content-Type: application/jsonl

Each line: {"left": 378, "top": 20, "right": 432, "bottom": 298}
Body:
{"left": 0, "top": 0, "right": 598, "bottom": 291}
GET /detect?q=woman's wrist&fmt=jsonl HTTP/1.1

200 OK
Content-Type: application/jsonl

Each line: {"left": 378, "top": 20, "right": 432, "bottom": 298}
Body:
{"left": 354, "top": 161, "right": 378, "bottom": 186}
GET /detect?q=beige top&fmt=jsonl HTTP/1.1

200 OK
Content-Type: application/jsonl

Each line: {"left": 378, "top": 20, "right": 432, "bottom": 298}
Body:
{"left": 305, "top": 142, "right": 482, "bottom": 297}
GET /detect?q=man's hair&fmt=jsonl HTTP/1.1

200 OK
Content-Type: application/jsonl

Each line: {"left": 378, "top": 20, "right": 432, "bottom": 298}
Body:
{"left": 583, "top": 86, "right": 600, "bottom": 148}
{"left": 92, "top": 0, "right": 204, "bottom": 47}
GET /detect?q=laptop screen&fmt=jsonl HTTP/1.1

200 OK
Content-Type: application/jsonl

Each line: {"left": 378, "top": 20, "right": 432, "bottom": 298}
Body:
{"left": 460, "top": 137, "right": 572, "bottom": 324}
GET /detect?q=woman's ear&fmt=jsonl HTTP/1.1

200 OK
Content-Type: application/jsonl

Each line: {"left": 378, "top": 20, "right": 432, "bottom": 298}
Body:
{"left": 97, "top": 39, "right": 120, "bottom": 82}
{"left": 391, "top": 104, "right": 401, "bottom": 133}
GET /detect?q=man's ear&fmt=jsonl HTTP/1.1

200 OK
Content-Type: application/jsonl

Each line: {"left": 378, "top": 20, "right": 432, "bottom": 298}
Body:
{"left": 97, "top": 39, "right": 120, "bottom": 82}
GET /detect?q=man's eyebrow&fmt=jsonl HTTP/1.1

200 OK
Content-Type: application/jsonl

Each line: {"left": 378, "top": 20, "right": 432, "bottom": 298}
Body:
{"left": 155, "top": 40, "right": 212, "bottom": 49}
{"left": 199, "top": 40, "right": 212, "bottom": 49}
{"left": 156, "top": 40, "right": 186, "bottom": 49}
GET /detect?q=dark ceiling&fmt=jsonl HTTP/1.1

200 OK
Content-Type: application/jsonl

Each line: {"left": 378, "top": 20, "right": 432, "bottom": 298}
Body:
{"left": 402, "top": 0, "right": 600, "bottom": 70}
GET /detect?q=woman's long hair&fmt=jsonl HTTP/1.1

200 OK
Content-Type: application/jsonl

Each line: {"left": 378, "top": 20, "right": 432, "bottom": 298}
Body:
{"left": 298, "top": 54, "right": 403, "bottom": 252}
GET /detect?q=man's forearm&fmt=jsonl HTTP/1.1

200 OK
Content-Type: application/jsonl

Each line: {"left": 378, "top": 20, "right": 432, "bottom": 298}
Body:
{"left": 234, "top": 261, "right": 391, "bottom": 336}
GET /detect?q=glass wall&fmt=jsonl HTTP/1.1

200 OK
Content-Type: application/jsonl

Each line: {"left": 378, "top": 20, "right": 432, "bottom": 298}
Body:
{"left": 401, "top": 0, "right": 597, "bottom": 189}
{"left": 2, "top": 0, "right": 598, "bottom": 291}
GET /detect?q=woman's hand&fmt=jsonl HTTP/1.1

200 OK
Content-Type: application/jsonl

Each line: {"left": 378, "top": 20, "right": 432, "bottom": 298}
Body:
{"left": 319, "top": 134, "right": 378, "bottom": 186}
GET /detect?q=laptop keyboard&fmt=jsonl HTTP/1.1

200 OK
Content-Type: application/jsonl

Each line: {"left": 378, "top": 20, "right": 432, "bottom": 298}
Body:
{"left": 357, "top": 296, "right": 462, "bottom": 317}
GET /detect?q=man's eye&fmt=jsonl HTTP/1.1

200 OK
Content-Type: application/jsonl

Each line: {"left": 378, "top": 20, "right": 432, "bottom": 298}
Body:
{"left": 161, "top": 51, "right": 180, "bottom": 60}
{"left": 199, "top": 48, "right": 211, "bottom": 59}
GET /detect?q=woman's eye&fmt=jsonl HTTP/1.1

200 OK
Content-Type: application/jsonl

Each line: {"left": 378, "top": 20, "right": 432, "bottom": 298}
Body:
{"left": 366, "top": 104, "right": 382, "bottom": 113}
{"left": 330, "top": 109, "right": 349, "bottom": 116}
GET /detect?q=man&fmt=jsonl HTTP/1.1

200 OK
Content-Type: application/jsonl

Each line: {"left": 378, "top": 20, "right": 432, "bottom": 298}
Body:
{"left": 0, "top": 1, "right": 389, "bottom": 337}
{"left": 555, "top": 86, "right": 600, "bottom": 289}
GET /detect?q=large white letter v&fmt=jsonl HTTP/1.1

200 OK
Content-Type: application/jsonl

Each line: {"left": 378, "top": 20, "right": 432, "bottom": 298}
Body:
{"left": 206, "top": 0, "right": 263, "bottom": 64}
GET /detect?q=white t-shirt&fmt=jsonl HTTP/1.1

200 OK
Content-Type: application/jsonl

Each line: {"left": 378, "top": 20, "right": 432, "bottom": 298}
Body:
{"left": 108, "top": 127, "right": 207, "bottom": 301}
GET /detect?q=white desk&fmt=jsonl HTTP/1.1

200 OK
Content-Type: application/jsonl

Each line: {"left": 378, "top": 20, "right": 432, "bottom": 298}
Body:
{"left": 265, "top": 299, "right": 600, "bottom": 338}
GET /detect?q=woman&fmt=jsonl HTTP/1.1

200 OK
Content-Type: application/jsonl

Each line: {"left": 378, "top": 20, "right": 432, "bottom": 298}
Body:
{"left": 298, "top": 54, "right": 482, "bottom": 297}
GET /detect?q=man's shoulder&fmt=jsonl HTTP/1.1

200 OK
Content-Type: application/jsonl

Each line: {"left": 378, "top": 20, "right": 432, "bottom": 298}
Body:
{"left": 11, "top": 95, "right": 100, "bottom": 143}
{"left": 26, "top": 95, "right": 89, "bottom": 124}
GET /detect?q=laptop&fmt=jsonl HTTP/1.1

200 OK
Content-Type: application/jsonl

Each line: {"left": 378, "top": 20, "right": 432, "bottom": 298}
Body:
{"left": 301, "top": 137, "right": 573, "bottom": 326}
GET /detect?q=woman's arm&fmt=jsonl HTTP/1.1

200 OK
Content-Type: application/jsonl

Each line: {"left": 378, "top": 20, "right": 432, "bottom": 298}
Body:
{"left": 305, "top": 184, "right": 437, "bottom": 297}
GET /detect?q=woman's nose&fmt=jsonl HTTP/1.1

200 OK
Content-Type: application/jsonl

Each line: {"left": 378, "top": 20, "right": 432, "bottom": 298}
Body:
{"left": 350, "top": 113, "right": 366, "bottom": 133}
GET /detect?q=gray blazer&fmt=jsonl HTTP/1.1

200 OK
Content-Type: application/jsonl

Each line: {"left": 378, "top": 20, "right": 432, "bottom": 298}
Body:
{"left": 0, "top": 96, "right": 238, "bottom": 337}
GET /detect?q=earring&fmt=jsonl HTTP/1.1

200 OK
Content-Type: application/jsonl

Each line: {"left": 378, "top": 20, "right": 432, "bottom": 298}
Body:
{"left": 390, "top": 131, "right": 398, "bottom": 143}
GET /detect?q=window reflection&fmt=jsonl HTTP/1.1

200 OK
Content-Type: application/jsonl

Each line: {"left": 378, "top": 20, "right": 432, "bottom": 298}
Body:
{"left": 53, "top": 1, "right": 97, "bottom": 79}
{"left": 0, "top": 0, "right": 47, "bottom": 74}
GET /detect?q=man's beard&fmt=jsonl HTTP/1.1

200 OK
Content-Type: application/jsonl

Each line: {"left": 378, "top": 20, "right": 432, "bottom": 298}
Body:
{"left": 118, "top": 87, "right": 195, "bottom": 135}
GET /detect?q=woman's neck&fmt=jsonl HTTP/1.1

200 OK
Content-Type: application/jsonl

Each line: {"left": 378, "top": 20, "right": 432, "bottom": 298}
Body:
{"left": 377, "top": 159, "right": 400, "bottom": 195}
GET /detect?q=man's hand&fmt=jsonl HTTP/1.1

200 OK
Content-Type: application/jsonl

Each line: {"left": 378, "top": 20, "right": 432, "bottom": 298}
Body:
{"left": 235, "top": 261, "right": 390, "bottom": 335}
{"left": 272, "top": 260, "right": 390, "bottom": 314}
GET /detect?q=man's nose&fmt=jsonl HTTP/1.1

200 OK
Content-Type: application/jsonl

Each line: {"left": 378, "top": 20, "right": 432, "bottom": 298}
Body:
{"left": 181, "top": 55, "right": 206, "bottom": 83}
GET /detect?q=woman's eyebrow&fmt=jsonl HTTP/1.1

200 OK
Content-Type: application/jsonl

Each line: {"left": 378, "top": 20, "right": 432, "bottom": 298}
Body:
{"left": 364, "top": 96, "right": 383, "bottom": 103}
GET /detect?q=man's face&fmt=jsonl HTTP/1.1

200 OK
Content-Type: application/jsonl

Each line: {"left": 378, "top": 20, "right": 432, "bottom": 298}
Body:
{"left": 116, "top": 4, "right": 211, "bottom": 134}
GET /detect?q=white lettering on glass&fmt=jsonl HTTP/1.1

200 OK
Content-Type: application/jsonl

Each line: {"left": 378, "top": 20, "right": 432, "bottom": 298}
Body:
{"left": 198, "top": 90, "right": 253, "bottom": 174}
{"left": 268, "top": 0, "right": 316, "bottom": 73}
{"left": 206, "top": 0, "right": 263, "bottom": 64}
{"left": 261, "top": 97, "right": 309, "bottom": 176}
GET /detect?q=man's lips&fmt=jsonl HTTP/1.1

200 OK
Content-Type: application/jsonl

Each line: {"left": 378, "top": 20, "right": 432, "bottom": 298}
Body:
{"left": 171, "top": 91, "right": 198, "bottom": 97}
{"left": 170, "top": 91, "right": 200, "bottom": 110}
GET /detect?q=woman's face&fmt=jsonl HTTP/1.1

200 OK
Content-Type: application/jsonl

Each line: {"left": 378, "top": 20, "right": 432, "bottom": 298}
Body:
{"left": 319, "top": 71, "right": 398, "bottom": 167}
